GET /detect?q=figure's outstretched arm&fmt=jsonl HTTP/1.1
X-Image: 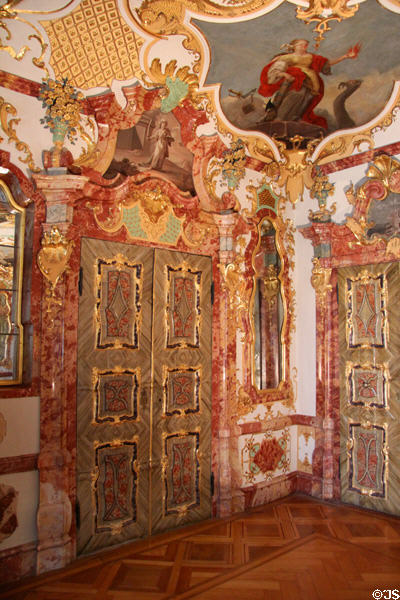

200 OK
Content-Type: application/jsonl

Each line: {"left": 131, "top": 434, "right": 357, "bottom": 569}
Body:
{"left": 329, "top": 43, "right": 361, "bottom": 66}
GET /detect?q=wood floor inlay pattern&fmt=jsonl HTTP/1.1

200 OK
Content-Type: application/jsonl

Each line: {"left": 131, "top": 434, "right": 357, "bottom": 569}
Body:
{"left": 2, "top": 495, "right": 400, "bottom": 599}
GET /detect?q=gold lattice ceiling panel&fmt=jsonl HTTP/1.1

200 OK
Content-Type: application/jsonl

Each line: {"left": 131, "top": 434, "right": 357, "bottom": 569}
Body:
{"left": 40, "top": 0, "right": 144, "bottom": 89}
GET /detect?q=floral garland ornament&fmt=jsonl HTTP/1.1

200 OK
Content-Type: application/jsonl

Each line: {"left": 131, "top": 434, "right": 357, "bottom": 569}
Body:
{"left": 38, "top": 78, "right": 84, "bottom": 169}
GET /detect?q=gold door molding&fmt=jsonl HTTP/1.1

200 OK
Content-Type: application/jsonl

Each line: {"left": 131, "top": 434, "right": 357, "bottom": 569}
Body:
{"left": 151, "top": 249, "right": 212, "bottom": 534}
{"left": 338, "top": 262, "right": 400, "bottom": 515}
{"left": 77, "top": 239, "right": 212, "bottom": 554}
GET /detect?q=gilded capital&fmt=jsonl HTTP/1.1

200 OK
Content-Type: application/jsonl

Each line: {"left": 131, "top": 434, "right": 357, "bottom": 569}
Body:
{"left": 311, "top": 257, "right": 332, "bottom": 306}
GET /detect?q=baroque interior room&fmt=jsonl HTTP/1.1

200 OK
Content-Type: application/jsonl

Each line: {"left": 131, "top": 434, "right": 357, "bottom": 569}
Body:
{"left": 1, "top": 0, "right": 400, "bottom": 597}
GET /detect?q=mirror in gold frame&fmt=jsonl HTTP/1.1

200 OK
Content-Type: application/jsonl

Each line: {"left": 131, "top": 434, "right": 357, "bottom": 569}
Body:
{"left": 0, "top": 179, "right": 25, "bottom": 385}
{"left": 251, "top": 215, "right": 287, "bottom": 392}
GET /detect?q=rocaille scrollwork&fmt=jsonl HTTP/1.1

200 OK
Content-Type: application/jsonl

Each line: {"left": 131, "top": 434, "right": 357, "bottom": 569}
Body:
{"left": 0, "top": 97, "right": 40, "bottom": 172}
{"left": 345, "top": 155, "right": 400, "bottom": 257}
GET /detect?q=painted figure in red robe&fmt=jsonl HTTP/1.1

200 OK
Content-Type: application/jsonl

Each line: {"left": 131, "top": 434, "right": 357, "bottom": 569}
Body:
{"left": 259, "top": 39, "right": 360, "bottom": 129}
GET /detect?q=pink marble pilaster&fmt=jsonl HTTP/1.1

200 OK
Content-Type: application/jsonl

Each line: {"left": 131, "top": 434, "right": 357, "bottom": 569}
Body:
{"left": 32, "top": 174, "right": 88, "bottom": 574}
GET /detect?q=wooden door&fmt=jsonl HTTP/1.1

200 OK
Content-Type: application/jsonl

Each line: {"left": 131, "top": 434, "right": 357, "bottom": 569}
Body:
{"left": 77, "top": 239, "right": 212, "bottom": 554}
{"left": 338, "top": 262, "right": 400, "bottom": 515}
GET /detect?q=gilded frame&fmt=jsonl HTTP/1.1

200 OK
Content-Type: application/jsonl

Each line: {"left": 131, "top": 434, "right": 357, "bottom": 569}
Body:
{"left": 0, "top": 178, "right": 25, "bottom": 386}
{"left": 245, "top": 206, "right": 295, "bottom": 406}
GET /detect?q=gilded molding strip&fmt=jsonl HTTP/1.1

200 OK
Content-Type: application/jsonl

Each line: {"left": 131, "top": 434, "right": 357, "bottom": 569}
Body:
{"left": 93, "top": 439, "right": 139, "bottom": 535}
{"left": 347, "top": 421, "right": 388, "bottom": 498}
{"left": 345, "top": 269, "right": 388, "bottom": 349}
{"left": 92, "top": 366, "right": 141, "bottom": 424}
{"left": 165, "top": 261, "right": 202, "bottom": 349}
{"left": 162, "top": 365, "right": 202, "bottom": 417}
{"left": 95, "top": 253, "right": 143, "bottom": 350}
{"left": 345, "top": 361, "right": 389, "bottom": 409}
{"left": 162, "top": 430, "right": 200, "bottom": 517}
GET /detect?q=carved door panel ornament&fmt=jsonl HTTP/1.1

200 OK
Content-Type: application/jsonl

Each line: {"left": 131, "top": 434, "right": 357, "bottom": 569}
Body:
{"left": 338, "top": 263, "right": 400, "bottom": 515}
{"left": 77, "top": 239, "right": 211, "bottom": 555}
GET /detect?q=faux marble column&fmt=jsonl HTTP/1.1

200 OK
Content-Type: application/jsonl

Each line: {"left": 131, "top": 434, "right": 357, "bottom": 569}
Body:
{"left": 32, "top": 174, "right": 87, "bottom": 573}
{"left": 311, "top": 257, "right": 339, "bottom": 500}
{"left": 213, "top": 212, "right": 240, "bottom": 516}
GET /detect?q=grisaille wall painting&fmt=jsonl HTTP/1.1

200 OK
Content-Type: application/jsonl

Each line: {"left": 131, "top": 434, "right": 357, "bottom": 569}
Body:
{"left": 196, "top": 1, "right": 400, "bottom": 142}
{"left": 105, "top": 110, "right": 195, "bottom": 195}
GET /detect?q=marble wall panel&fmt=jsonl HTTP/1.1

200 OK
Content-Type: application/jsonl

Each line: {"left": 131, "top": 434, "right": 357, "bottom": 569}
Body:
{"left": 0, "top": 471, "right": 38, "bottom": 551}
{"left": 297, "top": 425, "right": 315, "bottom": 474}
{"left": 0, "top": 397, "right": 40, "bottom": 458}
{"left": 239, "top": 428, "right": 291, "bottom": 488}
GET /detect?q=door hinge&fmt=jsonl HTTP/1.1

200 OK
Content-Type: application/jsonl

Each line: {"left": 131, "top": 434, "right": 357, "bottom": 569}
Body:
{"left": 211, "top": 280, "right": 214, "bottom": 305}
{"left": 78, "top": 267, "right": 83, "bottom": 296}
{"left": 210, "top": 471, "right": 215, "bottom": 496}
{"left": 75, "top": 500, "right": 80, "bottom": 529}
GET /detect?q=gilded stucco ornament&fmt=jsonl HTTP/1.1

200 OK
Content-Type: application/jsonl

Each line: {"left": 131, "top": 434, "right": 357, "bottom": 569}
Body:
{"left": 344, "top": 155, "right": 400, "bottom": 257}
{"left": 38, "top": 78, "right": 96, "bottom": 169}
{"left": 147, "top": 59, "right": 200, "bottom": 111}
{"left": 296, "top": 0, "right": 359, "bottom": 48}
{"left": 276, "top": 136, "right": 317, "bottom": 206}
{"left": 0, "top": 97, "right": 40, "bottom": 172}
{"left": 221, "top": 139, "right": 247, "bottom": 191}
{"left": 206, "top": 138, "right": 246, "bottom": 210}
{"left": 218, "top": 256, "right": 249, "bottom": 314}
{"left": 37, "top": 226, "right": 74, "bottom": 321}
{"left": 0, "top": 0, "right": 48, "bottom": 74}
{"left": 316, "top": 133, "right": 374, "bottom": 166}
{"left": 308, "top": 167, "right": 336, "bottom": 222}
{"left": 311, "top": 258, "right": 332, "bottom": 306}
{"left": 135, "top": 0, "right": 273, "bottom": 93}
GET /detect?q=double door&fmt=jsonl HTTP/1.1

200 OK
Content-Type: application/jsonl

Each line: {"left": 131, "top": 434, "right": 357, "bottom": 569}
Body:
{"left": 338, "top": 262, "right": 400, "bottom": 515}
{"left": 77, "top": 238, "right": 212, "bottom": 555}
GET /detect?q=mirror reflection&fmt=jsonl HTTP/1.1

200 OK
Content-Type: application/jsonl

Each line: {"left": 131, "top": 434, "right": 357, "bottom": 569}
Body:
{"left": 0, "top": 181, "right": 24, "bottom": 384}
{"left": 253, "top": 218, "right": 284, "bottom": 389}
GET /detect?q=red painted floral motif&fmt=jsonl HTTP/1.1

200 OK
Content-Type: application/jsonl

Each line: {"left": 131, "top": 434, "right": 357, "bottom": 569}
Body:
{"left": 104, "top": 379, "right": 130, "bottom": 412}
{"left": 171, "top": 373, "right": 193, "bottom": 407}
{"left": 105, "top": 270, "right": 132, "bottom": 338}
{"left": 103, "top": 453, "right": 130, "bottom": 521}
{"left": 354, "top": 282, "right": 379, "bottom": 341}
{"left": 356, "top": 432, "right": 378, "bottom": 489}
{"left": 355, "top": 371, "right": 378, "bottom": 399}
{"left": 172, "top": 277, "right": 195, "bottom": 338}
{"left": 253, "top": 438, "right": 284, "bottom": 473}
{"left": 171, "top": 441, "right": 193, "bottom": 505}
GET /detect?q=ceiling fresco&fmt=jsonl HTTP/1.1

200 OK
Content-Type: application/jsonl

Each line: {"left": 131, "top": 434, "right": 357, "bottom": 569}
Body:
{"left": 0, "top": 0, "right": 400, "bottom": 205}
{"left": 197, "top": 1, "right": 400, "bottom": 142}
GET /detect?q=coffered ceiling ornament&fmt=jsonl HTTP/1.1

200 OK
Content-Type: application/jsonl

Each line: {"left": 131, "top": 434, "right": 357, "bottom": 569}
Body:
{"left": 40, "top": 0, "right": 145, "bottom": 90}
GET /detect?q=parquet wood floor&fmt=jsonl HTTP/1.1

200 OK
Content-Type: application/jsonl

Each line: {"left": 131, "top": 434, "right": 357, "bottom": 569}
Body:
{"left": 1, "top": 494, "right": 400, "bottom": 599}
